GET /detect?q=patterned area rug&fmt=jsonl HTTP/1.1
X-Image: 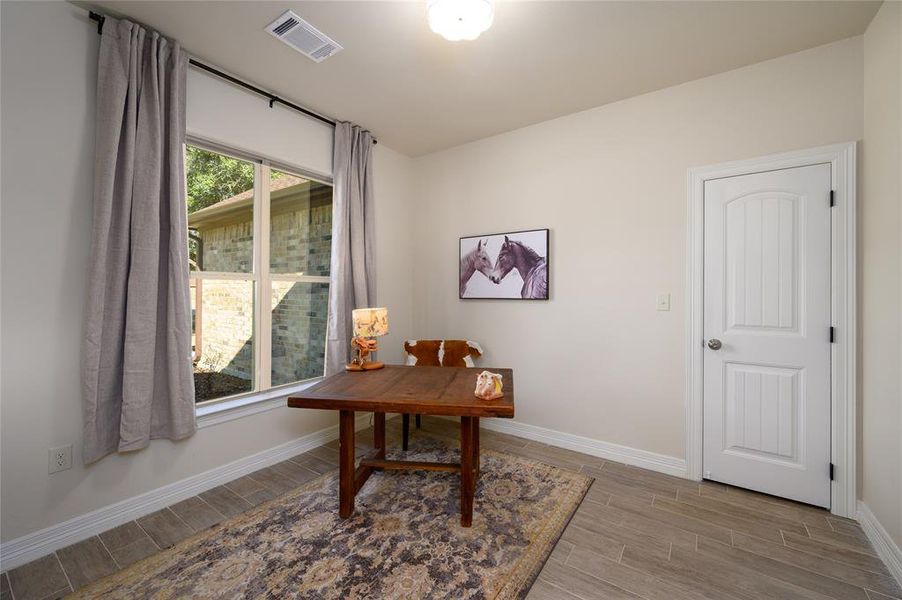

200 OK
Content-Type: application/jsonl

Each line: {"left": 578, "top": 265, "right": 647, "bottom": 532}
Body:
{"left": 72, "top": 439, "right": 591, "bottom": 599}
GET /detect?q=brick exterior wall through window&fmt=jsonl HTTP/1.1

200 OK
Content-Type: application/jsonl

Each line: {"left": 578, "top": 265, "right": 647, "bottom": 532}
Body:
{"left": 190, "top": 176, "right": 332, "bottom": 395}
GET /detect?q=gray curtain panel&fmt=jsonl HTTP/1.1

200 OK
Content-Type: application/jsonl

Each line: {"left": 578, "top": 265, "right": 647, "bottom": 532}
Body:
{"left": 326, "top": 123, "right": 376, "bottom": 374}
{"left": 82, "top": 18, "right": 195, "bottom": 464}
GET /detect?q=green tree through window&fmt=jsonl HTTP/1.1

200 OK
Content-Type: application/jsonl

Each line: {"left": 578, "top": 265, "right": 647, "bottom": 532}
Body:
{"left": 186, "top": 146, "right": 255, "bottom": 213}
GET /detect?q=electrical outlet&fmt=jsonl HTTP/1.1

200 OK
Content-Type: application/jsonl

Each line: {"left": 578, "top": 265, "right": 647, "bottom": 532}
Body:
{"left": 49, "top": 444, "right": 72, "bottom": 474}
{"left": 656, "top": 292, "right": 671, "bottom": 311}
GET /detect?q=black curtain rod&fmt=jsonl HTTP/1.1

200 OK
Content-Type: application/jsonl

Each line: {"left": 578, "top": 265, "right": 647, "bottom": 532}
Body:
{"left": 88, "top": 11, "right": 377, "bottom": 144}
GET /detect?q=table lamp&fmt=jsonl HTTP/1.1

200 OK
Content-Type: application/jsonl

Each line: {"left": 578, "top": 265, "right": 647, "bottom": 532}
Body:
{"left": 347, "top": 307, "right": 389, "bottom": 371}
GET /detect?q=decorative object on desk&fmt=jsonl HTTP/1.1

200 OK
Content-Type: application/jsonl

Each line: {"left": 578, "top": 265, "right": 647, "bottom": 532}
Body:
{"left": 460, "top": 229, "right": 549, "bottom": 300}
{"left": 349, "top": 337, "right": 378, "bottom": 368}
{"left": 347, "top": 307, "right": 388, "bottom": 371}
{"left": 474, "top": 370, "right": 504, "bottom": 400}
{"left": 404, "top": 339, "right": 483, "bottom": 367}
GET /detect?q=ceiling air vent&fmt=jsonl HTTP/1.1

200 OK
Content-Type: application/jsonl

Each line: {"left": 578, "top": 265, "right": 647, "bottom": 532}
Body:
{"left": 265, "top": 11, "right": 343, "bottom": 63}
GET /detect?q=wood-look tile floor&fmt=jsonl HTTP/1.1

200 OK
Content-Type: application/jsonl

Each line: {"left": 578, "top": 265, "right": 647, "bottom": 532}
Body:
{"left": 3, "top": 416, "right": 899, "bottom": 600}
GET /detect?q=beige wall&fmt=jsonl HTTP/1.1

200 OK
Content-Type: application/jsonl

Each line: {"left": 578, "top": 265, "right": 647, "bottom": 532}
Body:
{"left": 0, "top": 1, "right": 415, "bottom": 541}
{"left": 861, "top": 0, "right": 902, "bottom": 548}
{"left": 372, "top": 144, "right": 417, "bottom": 361}
{"left": 411, "top": 37, "right": 864, "bottom": 460}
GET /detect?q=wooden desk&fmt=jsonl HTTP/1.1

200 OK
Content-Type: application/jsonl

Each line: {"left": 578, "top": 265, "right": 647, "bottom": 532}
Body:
{"left": 288, "top": 365, "right": 514, "bottom": 526}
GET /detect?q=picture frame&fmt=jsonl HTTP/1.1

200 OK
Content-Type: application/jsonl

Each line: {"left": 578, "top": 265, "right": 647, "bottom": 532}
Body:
{"left": 459, "top": 228, "right": 549, "bottom": 300}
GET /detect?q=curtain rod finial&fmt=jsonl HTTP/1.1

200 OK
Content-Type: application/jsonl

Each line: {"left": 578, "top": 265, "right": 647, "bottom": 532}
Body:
{"left": 89, "top": 11, "right": 105, "bottom": 35}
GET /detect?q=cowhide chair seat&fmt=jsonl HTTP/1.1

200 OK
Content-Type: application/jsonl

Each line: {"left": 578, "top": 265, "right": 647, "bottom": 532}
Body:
{"left": 401, "top": 340, "right": 483, "bottom": 450}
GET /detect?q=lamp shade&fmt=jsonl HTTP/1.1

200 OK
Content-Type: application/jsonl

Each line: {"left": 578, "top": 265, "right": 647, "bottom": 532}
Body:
{"left": 427, "top": 0, "right": 494, "bottom": 41}
{"left": 352, "top": 307, "right": 389, "bottom": 338}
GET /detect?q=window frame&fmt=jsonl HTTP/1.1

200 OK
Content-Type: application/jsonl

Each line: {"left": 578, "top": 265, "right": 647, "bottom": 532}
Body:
{"left": 187, "top": 137, "right": 333, "bottom": 425}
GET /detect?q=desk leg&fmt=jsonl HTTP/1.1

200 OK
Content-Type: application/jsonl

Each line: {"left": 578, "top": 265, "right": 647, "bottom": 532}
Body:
{"left": 374, "top": 412, "right": 386, "bottom": 460}
{"left": 402, "top": 413, "right": 410, "bottom": 451}
{"left": 339, "top": 410, "right": 355, "bottom": 519}
{"left": 473, "top": 417, "right": 480, "bottom": 480}
{"left": 460, "top": 416, "right": 475, "bottom": 527}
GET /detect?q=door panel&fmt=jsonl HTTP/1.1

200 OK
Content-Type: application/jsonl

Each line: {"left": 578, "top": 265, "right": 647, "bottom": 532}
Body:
{"left": 724, "top": 363, "right": 800, "bottom": 463}
{"left": 703, "top": 163, "right": 831, "bottom": 508}
{"left": 725, "top": 193, "right": 799, "bottom": 332}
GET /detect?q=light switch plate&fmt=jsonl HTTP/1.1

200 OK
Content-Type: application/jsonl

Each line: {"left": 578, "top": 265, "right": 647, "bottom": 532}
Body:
{"left": 656, "top": 293, "right": 671, "bottom": 311}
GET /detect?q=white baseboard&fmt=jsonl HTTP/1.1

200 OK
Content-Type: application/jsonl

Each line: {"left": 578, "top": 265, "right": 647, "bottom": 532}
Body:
{"left": 476, "top": 418, "right": 688, "bottom": 479}
{"left": 857, "top": 501, "right": 902, "bottom": 587}
{"left": 0, "top": 414, "right": 369, "bottom": 572}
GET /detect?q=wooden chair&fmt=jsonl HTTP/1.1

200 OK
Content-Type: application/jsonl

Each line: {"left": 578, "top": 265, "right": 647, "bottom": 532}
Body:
{"left": 401, "top": 339, "right": 483, "bottom": 450}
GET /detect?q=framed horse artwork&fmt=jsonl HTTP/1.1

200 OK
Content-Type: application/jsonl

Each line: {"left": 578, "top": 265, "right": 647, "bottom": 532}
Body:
{"left": 459, "top": 228, "right": 549, "bottom": 300}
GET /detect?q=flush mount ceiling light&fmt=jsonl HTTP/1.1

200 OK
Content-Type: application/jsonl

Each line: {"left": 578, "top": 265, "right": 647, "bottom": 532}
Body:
{"left": 427, "top": 0, "right": 494, "bottom": 41}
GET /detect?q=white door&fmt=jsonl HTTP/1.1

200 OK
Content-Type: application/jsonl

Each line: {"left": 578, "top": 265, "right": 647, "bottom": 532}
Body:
{"left": 703, "top": 163, "right": 832, "bottom": 508}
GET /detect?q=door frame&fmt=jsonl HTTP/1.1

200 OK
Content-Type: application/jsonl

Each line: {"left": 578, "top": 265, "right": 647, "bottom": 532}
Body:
{"left": 686, "top": 142, "right": 857, "bottom": 518}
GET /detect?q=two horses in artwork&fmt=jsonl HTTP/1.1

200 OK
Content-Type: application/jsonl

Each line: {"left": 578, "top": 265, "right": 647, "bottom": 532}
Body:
{"left": 460, "top": 235, "right": 548, "bottom": 299}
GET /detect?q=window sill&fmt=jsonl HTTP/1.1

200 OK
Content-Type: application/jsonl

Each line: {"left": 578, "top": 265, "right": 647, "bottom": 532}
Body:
{"left": 196, "top": 379, "right": 323, "bottom": 429}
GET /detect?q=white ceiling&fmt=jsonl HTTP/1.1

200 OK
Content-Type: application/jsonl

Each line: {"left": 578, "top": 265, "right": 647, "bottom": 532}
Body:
{"left": 85, "top": 1, "right": 880, "bottom": 156}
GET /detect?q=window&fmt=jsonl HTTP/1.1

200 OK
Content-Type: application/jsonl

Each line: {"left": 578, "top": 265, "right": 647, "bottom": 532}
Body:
{"left": 187, "top": 144, "right": 332, "bottom": 405}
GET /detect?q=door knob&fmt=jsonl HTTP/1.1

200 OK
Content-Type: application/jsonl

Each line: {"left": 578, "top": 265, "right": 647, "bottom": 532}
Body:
{"left": 707, "top": 339, "right": 722, "bottom": 350}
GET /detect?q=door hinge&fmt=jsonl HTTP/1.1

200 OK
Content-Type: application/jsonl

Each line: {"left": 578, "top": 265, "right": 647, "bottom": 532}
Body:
{"left": 829, "top": 190, "right": 835, "bottom": 207}
{"left": 830, "top": 326, "right": 836, "bottom": 343}
{"left": 829, "top": 463, "right": 835, "bottom": 481}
